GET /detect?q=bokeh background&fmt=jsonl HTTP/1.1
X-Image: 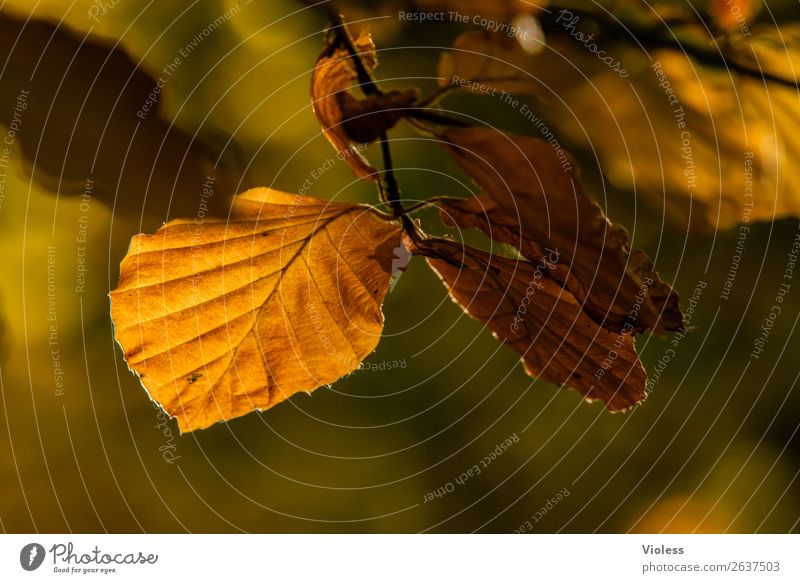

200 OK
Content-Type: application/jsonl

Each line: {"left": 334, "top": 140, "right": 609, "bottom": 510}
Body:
{"left": 1, "top": 0, "right": 799, "bottom": 533}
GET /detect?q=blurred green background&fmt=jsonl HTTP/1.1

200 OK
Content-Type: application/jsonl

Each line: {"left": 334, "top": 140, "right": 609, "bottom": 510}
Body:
{"left": 0, "top": 0, "right": 799, "bottom": 533}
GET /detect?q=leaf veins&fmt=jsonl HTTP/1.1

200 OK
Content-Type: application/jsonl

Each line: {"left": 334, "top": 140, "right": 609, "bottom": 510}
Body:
{"left": 439, "top": 126, "right": 683, "bottom": 334}
{"left": 110, "top": 188, "right": 401, "bottom": 432}
{"left": 422, "top": 238, "right": 647, "bottom": 410}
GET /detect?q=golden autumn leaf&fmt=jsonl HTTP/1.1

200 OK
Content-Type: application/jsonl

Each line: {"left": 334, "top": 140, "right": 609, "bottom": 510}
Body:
{"left": 439, "top": 127, "right": 683, "bottom": 334}
{"left": 110, "top": 188, "right": 402, "bottom": 432}
{"left": 422, "top": 238, "right": 646, "bottom": 410}
{"left": 311, "top": 30, "right": 418, "bottom": 180}
{"left": 576, "top": 39, "right": 800, "bottom": 229}
{"left": 438, "top": 27, "right": 800, "bottom": 229}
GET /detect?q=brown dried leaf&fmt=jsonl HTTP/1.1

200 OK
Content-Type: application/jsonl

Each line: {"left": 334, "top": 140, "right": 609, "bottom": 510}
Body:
{"left": 110, "top": 188, "right": 402, "bottom": 432}
{"left": 424, "top": 238, "right": 646, "bottom": 410}
{"left": 439, "top": 195, "right": 588, "bottom": 319}
{"left": 338, "top": 88, "right": 420, "bottom": 144}
{"left": 439, "top": 127, "right": 683, "bottom": 334}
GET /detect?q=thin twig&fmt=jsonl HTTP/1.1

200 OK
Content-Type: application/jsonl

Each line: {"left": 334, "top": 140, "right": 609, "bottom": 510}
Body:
{"left": 323, "top": 7, "right": 466, "bottom": 238}
{"left": 325, "top": 8, "right": 382, "bottom": 96}
{"left": 401, "top": 196, "right": 464, "bottom": 214}
{"left": 378, "top": 133, "right": 404, "bottom": 217}
{"left": 324, "top": 10, "right": 411, "bottom": 219}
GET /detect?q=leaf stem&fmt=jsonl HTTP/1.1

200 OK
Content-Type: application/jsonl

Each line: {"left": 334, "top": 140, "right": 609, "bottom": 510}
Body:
{"left": 323, "top": 7, "right": 455, "bottom": 245}
{"left": 325, "top": 9, "right": 412, "bottom": 223}
{"left": 378, "top": 133, "right": 404, "bottom": 217}
{"left": 401, "top": 196, "right": 463, "bottom": 214}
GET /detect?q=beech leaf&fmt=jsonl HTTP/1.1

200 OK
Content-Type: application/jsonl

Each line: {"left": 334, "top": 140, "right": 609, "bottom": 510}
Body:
{"left": 110, "top": 188, "right": 402, "bottom": 432}
{"left": 439, "top": 127, "right": 683, "bottom": 334}
{"left": 423, "top": 238, "right": 646, "bottom": 411}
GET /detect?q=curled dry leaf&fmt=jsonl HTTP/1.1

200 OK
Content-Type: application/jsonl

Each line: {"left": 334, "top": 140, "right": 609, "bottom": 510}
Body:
{"left": 438, "top": 28, "right": 800, "bottom": 229}
{"left": 312, "top": 31, "right": 379, "bottom": 179}
{"left": 422, "top": 238, "right": 646, "bottom": 410}
{"left": 110, "top": 188, "right": 401, "bottom": 432}
{"left": 311, "top": 31, "right": 418, "bottom": 180}
{"left": 439, "top": 127, "right": 683, "bottom": 334}
{"left": 338, "top": 87, "right": 421, "bottom": 144}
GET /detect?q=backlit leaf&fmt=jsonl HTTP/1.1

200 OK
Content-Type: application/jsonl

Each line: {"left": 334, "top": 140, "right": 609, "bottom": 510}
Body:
{"left": 110, "top": 188, "right": 402, "bottom": 432}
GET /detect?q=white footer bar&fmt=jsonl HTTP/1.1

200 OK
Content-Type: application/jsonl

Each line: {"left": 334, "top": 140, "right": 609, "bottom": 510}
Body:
{"left": 1, "top": 534, "right": 797, "bottom": 582}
